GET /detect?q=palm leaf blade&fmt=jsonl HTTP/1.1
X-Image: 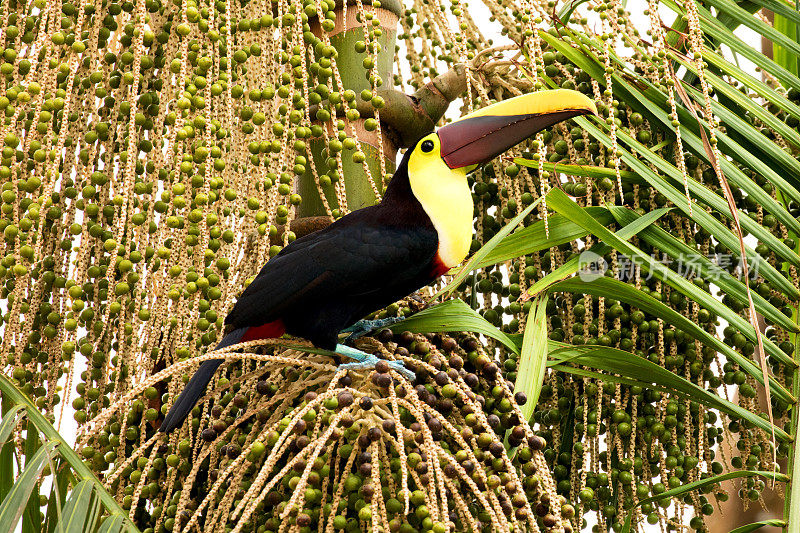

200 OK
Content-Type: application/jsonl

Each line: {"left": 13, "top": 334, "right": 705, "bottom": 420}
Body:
{"left": 0, "top": 441, "right": 58, "bottom": 533}
{"left": 547, "top": 343, "right": 789, "bottom": 440}
{"left": 57, "top": 481, "right": 94, "bottom": 533}
{"left": 515, "top": 297, "right": 549, "bottom": 422}
{"left": 389, "top": 299, "right": 520, "bottom": 355}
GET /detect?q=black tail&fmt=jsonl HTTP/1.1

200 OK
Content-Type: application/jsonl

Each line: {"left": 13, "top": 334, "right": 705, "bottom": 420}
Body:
{"left": 159, "top": 328, "right": 246, "bottom": 433}
{"left": 159, "top": 359, "right": 223, "bottom": 433}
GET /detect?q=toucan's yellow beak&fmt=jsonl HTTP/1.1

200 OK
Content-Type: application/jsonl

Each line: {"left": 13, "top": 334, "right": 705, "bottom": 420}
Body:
{"left": 436, "top": 89, "right": 597, "bottom": 169}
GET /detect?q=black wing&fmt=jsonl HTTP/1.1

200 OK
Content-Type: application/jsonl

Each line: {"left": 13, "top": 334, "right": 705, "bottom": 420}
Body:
{"left": 224, "top": 211, "right": 439, "bottom": 329}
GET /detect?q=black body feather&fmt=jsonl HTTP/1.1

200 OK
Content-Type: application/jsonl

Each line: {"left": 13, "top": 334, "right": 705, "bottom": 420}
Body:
{"left": 160, "top": 144, "right": 443, "bottom": 433}
{"left": 224, "top": 145, "right": 440, "bottom": 348}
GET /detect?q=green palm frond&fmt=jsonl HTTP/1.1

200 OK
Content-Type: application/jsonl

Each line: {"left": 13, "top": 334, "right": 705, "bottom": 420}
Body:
{"left": 0, "top": 375, "right": 138, "bottom": 533}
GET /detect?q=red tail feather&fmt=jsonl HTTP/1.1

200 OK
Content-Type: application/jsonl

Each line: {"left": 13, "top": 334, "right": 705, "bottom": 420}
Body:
{"left": 241, "top": 319, "right": 286, "bottom": 342}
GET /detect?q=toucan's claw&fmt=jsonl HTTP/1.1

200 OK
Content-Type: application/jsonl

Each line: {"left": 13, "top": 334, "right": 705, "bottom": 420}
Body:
{"left": 335, "top": 343, "right": 415, "bottom": 380}
{"left": 335, "top": 344, "right": 371, "bottom": 362}
{"left": 338, "top": 354, "right": 380, "bottom": 372}
{"left": 341, "top": 317, "right": 403, "bottom": 342}
{"left": 387, "top": 360, "right": 415, "bottom": 380}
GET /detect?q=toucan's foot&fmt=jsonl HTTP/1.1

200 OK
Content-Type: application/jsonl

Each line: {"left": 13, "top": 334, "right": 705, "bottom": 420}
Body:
{"left": 341, "top": 316, "right": 404, "bottom": 342}
{"left": 335, "top": 344, "right": 415, "bottom": 380}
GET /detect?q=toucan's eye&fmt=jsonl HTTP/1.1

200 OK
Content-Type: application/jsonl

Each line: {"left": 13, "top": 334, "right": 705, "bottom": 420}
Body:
{"left": 420, "top": 139, "right": 434, "bottom": 153}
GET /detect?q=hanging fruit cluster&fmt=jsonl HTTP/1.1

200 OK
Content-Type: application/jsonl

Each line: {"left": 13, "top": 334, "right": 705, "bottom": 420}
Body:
{"left": 450, "top": 5, "right": 800, "bottom": 530}
{"left": 81, "top": 329, "right": 573, "bottom": 533}
{"left": 2, "top": 0, "right": 799, "bottom": 531}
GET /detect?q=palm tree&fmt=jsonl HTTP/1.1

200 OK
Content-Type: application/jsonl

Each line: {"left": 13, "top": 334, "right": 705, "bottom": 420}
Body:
{"left": 1, "top": 0, "right": 800, "bottom": 531}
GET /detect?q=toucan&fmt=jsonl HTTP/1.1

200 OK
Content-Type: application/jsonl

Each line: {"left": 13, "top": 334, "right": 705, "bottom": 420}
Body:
{"left": 159, "top": 89, "right": 596, "bottom": 433}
